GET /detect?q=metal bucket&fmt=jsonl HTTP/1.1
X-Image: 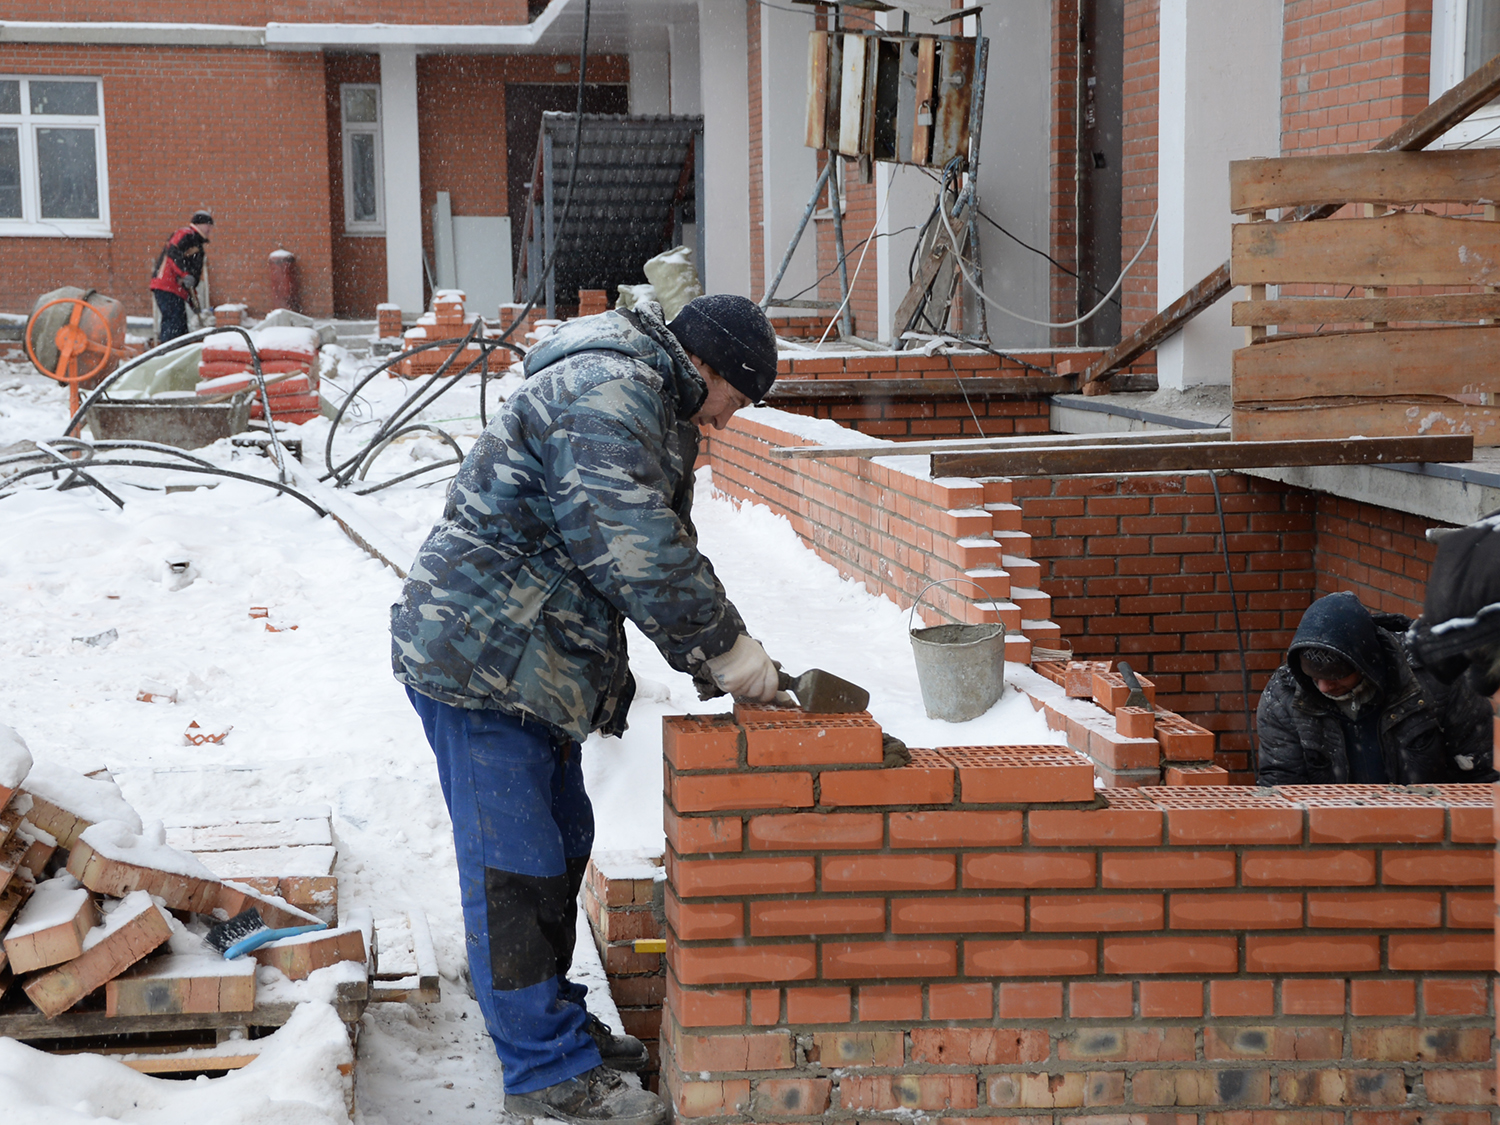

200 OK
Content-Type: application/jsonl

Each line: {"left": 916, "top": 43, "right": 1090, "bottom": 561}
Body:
{"left": 909, "top": 579, "right": 1007, "bottom": 722}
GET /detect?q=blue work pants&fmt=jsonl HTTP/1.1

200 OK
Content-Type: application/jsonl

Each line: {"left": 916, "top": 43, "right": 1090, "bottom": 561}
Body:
{"left": 407, "top": 687, "right": 602, "bottom": 1093}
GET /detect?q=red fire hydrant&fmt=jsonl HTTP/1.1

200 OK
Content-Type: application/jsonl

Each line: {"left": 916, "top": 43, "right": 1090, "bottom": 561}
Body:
{"left": 269, "top": 249, "right": 301, "bottom": 313}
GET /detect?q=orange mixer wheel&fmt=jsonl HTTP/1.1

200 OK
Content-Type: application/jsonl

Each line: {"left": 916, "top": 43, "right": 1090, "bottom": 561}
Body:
{"left": 25, "top": 296, "right": 116, "bottom": 416}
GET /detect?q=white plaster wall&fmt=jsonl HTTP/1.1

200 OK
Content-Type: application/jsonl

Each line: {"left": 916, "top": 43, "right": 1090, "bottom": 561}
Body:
{"left": 759, "top": 3, "right": 819, "bottom": 303}
{"left": 630, "top": 27, "right": 671, "bottom": 115}
{"left": 698, "top": 0, "right": 752, "bottom": 296}
{"left": 669, "top": 12, "right": 703, "bottom": 115}
{"left": 1156, "top": 0, "right": 1282, "bottom": 388}
{"left": 380, "top": 46, "right": 424, "bottom": 314}
{"left": 876, "top": 164, "right": 940, "bottom": 343}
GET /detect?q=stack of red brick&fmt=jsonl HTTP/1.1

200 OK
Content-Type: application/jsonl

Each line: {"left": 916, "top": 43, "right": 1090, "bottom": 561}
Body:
{"left": 196, "top": 325, "right": 322, "bottom": 424}
{"left": 393, "top": 291, "right": 487, "bottom": 378}
{"left": 376, "top": 302, "right": 403, "bottom": 339}
{"left": 656, "top": 705, "right": 1496, "bottom": 1123}
{"left": 576, "top": 289, "right": 611, "bottom": 319}
{"left": 582, "top": 854, "right": 667, "bottom": 1090}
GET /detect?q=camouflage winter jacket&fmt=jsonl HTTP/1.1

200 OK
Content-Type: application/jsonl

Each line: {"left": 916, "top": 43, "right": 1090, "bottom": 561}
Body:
{"left": 390, "top": 304, "right": 746, "bottom": 740}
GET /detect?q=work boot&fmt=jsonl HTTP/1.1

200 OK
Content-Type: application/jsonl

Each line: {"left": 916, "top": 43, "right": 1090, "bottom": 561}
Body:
{"left": 584, "top": 1012, "right": 650, "bottom": 1073}
{"left": 506, "top": 1065, "right": 666, "bottom": 1125}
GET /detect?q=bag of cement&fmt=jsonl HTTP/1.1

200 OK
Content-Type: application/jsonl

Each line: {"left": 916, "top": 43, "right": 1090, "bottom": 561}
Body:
{"left": 615, "top": 282, "right": 657, "bottom": 312}
{"left": 261, "top": 307, "right": 337, "bottom": 347}
{"left": 645, "top": 246, "right": 703, "bottom": 320}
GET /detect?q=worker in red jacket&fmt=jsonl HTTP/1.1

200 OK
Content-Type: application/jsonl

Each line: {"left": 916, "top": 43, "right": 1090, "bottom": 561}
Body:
{"left": 149, "top": 210, "right": 213, "bottom": 343}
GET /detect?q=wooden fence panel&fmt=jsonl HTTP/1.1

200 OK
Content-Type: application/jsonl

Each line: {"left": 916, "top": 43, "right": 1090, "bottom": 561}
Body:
{"left": 1231, "top": 212, "right": 1500, "bottom": 287}
{"left": 1233, "top": 325, "right": 1500, "bottom": 402}
{"left": 1230, "top": 151, "right": 1500, "bottom": 213}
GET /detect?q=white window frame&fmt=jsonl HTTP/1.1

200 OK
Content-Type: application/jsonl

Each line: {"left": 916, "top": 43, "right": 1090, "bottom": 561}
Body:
{"left": 0, "top": 75, "right": 110, "bottom": 238}
{"left": 341, "top": 83, "right": 385, "bottom": 235}
{"left": 1430, "top": 0, "right": 1500, "bottom": 148}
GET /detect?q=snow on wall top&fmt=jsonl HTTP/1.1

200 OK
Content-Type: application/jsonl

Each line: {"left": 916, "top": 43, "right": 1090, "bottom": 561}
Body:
{"left": 6, "top": 874, "right": 89, "bottom": 941}
{"left": 23, "top": 763, "right": 141, "bottom": 833}
{"left": 0, "top": 724, "right": 32, "bottom": 789}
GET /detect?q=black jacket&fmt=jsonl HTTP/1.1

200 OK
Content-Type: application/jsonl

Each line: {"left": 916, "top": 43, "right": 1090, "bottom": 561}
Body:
{"left": 1256, "top": 592, "right": 1495, "bottom": 786}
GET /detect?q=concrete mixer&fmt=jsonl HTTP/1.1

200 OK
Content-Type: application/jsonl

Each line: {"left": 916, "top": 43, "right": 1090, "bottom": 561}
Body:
{"left": 24, "top": 287, "right": 129, "bottom": 416}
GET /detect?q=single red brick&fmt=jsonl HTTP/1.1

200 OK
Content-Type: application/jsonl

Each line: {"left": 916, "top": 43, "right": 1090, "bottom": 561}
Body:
{"left": 1139, "top": 981, "right": 1204, "bottom": 1018}
{"left": 1449, "top": 805, "right": 1492, "bottom": 844}
{"left": 1307, "top": 806, "right": 1444, "bottom": 844}
{"left": 664, "top": 806, "right": 742, "bottom": 854}
{"left": 839, "top": 1074, "right": 979, "bottom": 1112}
{"left": 671, "top": 771, "right": 813, "bottom": 813}
{"left": 859, "top": 984, "right": 923, "bottom": 1021}
{"left": 890, "top": 896, "right": 1024, "bottom": 934}
{"left": 744, "top": 718, "right": 883, "bottom": 767}
{"left": 671, "top": 1079, "right": 750, "bottom": 1118}
{"left": 1380, "top": 849, "right": 1491, "bottom": 885}
{"left": 823, "top": 853, "right": 957, "bottom": 892}
{"left": 666, "top": 890, "right": 744, "bottom": 940}
{"left": 1169, "top": 892, "right": 1303, "bottom": 929}
{"left": 929, "top": 982, "right": 994, "bottom": 1021}
{"left": 1066, "top": 661, "right": 1112, "bottom": 697}
{"left": 666, "top": 972, "right": 745, "bottom": 1026}
{"left": 808, "top": 1029, "right": 905, "bottom": 1066}
{"left": 1245, "top": 935, "right": 1380, "bottom": 974}
{"left": 1101, "top": 851, "right": 1235, "bottom": 888}
{"left": 1423, "top": 978, "right": 1487, "bottom": 1016}
{"left": 1115, "top": 706, "right": 1155, "bottom": 739}
{"left": 1102, "top": 936, "right": 1238, "bottom": 974}
{"left": 940, "top": 746, "right": 1095, "bottom": 803}
{"left": 964, "top": 852, "right": 1096, "bottom": 888}
{"left": 1242, "top": 849, "right": 1375, "bottom": 886}
{"left": 673, "top": 942, "right": 817, "bottom": 985}
{"left": 996, "top": 984, "right": 1068, "bottom": 1020}
{"left": 1350, "top": 979, "right": 1416, "bottom": 1017}
{"left": 747, "top": 812, "right": 883, "bottom": 850}
{"left": 910, "top": 1026, "right": 1048, "bottom": 1065}
{"left": 888, "top": 809, "right": 1023, "bottom": 847}
{"left": 1027, "top": 806, "right": 1163, "bottom": 846}
{"left": 1091, "top": 670, "right": 1155, "bottom": 714}
{"left": 1032, "top": 893, "right": 1163, "bottom": 932}
{"left": 1165, "top": 807, "right": 1302, "bottom": 845}
{"left": 1306, "top": 891, "right": 1441, "bottom": 929}
{"left": 819, "top": 754, "right": 954, "bottom": 806}
{"left": 1445, "top": 891, "right": 1492, "bottom": 928}
{"left": 1210, "top": 980, "right": 1275, "bottom": 1017}
{"left": 823, "top": 940, "right": 958, "bottom": 979}
{"left": 1282, "top": 979, "right": 1345, "bottom": 1016}
{"left": 1423, "top": 1070, "right": 1498, "bottom": 1104}
{"left": 663, "top": 715, "right": 740, "bottom": 770}
{"left": 966, "top": 939, "right": 1097, "bottom": 977}
{"left": 753, "top": 1078, "right": 832, "bottom": 1116}
{"left": 749, "top": 988, "right": 780, "bottom": 1026}
{"left": 1388, "top": 932, "right": 1492, "bottom": 972}
{"left": 749, "top": 898, "right": 885, "bottom": 937}
{"left": 1070, "top": 981, "right": 1134, "bottom": 1018}
{"left": 785, "top": 987, "right": 851, "bottom": 1024}
{"left": 672, "top": 856, "right": 815, "bottom": 897}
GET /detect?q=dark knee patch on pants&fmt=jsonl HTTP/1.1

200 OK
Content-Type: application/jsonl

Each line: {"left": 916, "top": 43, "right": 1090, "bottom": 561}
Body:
{"left": 485, "top": 866, "right": 572, "bottom": 990}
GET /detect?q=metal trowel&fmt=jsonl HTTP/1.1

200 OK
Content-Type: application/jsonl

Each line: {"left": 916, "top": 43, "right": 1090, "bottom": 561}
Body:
{"left": 777, "top": 667, "right": 871, "bottom": 713}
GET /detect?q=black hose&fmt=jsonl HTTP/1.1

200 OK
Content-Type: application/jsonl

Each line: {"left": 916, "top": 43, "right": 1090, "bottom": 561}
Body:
{"left": 0, "top": 458, "right": 327, "bottom": 516}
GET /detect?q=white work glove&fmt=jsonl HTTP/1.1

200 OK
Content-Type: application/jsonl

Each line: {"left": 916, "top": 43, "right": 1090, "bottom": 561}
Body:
{"left": 706, "top": 635, "right": 781, "bottom": 702}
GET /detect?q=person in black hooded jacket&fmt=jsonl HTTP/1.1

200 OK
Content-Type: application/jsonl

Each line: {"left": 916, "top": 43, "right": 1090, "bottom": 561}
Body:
{"left": 1256, "top": 591, "right": 1495, "bottom": 786}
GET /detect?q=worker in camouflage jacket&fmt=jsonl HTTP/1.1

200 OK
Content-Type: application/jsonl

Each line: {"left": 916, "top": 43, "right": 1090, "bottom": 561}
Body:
{"left": 392, "top": 294, "right": 782, "bottom": 1125}
{"left": 1255, "top": 591, "right": 1494, "bottom": 786}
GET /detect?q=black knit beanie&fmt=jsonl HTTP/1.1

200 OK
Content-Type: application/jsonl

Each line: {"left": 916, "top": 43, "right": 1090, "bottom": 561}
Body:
{"left": 667, "top": 295, "right": 778, "bottom": 402}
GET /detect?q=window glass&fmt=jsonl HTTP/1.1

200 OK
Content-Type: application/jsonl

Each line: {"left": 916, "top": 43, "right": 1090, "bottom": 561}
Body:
{"left": 344, "top": 87, "right": 378, "bottom": 124}
{"left": 0, "top": 128, "right": 20, "bottom": 218}
{"left": 29, "top": 81, "right": 98, "bottom": 116}
{"left": 36, "top": 128, "right": 99, "bottom": 219}
{"left": 349, "top": 133, "right": 378, "bottom": 222}
{"left": 1468, "top": 0, "right": 1500, "bottom": 74}
{"left": 0, "top": 82, "right": 19, "bottom": 116}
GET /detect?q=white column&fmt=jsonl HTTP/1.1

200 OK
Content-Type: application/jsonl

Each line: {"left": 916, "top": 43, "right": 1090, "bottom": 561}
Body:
{"left": 1156, "top": 0, "right": 1282, "bottom": 389}
{"left": 876, "top": 164, "right": 937, "bottom": 343}
{"left": 759, "top": 3, "right": 818, "bottom": 303}
{"left": 380, "top": 45, "right": 424, "bottom": 315}
{"left": 697, "top": 0, "right": 751, "bottom": 296}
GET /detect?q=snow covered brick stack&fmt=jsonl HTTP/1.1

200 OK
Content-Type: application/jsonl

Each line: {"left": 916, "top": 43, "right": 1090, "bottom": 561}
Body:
{"left": 576, "top": 289, "right": 610, "bottom": 318}
{"left": 584, "top": 853, "right": 667, "bottom": 1088}
{"left": 392, "top": 290, "right": 487, "bottom": 378}
{"left": 376, "top": 302, "right": 403, "bottom": 339}
{"left": 0, "top": 727, "right": 364, "bottom": 1024}
{"left": 196, "top": 325, "right": 322, "bottom": 425}
{"left": 213, "top": 303, "right": 246, "bottom": 327}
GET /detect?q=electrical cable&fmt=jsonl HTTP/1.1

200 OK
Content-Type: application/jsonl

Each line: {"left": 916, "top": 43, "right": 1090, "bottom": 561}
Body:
{"left": 1210, "top": 469, "right": 1258, "bottom": 764}
{"left": 816, "top": 185, "right": 893, "bottom": 346}
{"left": 778, "top": 224, "right": 921, "bottom": 305}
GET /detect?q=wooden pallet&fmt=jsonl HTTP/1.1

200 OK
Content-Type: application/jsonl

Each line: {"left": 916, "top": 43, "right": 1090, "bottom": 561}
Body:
{"left": 370, "top": 910, "right": 440, "bottom": 1005}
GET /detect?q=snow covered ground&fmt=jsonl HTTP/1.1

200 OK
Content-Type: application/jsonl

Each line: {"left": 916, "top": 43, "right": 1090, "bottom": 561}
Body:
{"left": 0, "top": 351, "right": 1056, "bottom": 1123}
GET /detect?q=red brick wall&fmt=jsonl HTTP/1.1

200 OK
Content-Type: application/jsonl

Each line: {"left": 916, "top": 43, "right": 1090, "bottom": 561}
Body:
{"left": 658, "top": 709, "right": 1497, "bottom": 1125}
{"left": 1049, "top": 0, "right": 1080, "bottom": 339}
{"left": 0, "top": 2, "right": 529, "bottom": 23}
{"left": 1120, "top": 0, "right": 1159, "bottom": 337}
{"left": 1281, "top": 0, "right": 1432, "bottom": 154}
{"left": 325, "top": 53, "right": 385, "bottom": 319}
{"left": 1312, "top": 493, "right": 1437, "bottom": 617}
{"left": 0, "top": 44, "right": 333, "bottom": 318}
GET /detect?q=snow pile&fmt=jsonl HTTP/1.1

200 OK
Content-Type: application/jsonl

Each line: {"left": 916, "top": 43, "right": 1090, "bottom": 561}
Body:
{"left": 6, "top": 873, "right": 88, "bottom": 941}
{"left": 0, "top": 722, "right": 32, "bottom": 788}
{"left": 23, "top": 764, "right": 142, "bottom": 835}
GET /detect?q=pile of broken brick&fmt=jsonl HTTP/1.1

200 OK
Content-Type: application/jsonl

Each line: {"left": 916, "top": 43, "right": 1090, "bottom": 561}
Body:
{"left": 0, "top": 735, "right": 366, "bottom": 1025}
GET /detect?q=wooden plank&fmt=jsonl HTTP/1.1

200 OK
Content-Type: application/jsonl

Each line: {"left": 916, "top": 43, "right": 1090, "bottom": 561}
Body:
{"left": 931, "top": 37, "right": 975, "bottom": 167}
{"left": 1233, "top": 293, "right": 1500, "bottom": 326}
{"left": 1231, "top": 212, "right": 1500, "bottom": 287}
{"left": 192, "top": 845, "right": 337, "bottom": 880}
{"left": 838, "top": 32, "right": 866, "bottom": 156}
{"left": 929, "top": 434, "right": 1472, "bottom": 478}
{"left": 3, "top": 878, "right": 97, "bottom": 974}
{"left": 122, "top": 1051, "right": 259, "bottom": 1075}
{"left": 805, "top": 31, "right": 828, "bottom": 149}
{"left": 1233, "top": 324, "right": 1500, "bottom": 402}
{"left": 771, "top": 427, "right": 1231, "bottom": 462}
{"left": 1230, "top": 150, "right": 1500, "bottom": 213}
{"left": 106, "top": 953, "right": 257, "bottom": 1017}
{"left": 892, "top": 196, "right": 971, "bottom": 337}
{"left": 1083, "top": 51, "right": 1500, "bottom": 389}
{"left": 370, "top": 910, "right": 440, "bottom": 1004}
{"left": 1231, "top": 399, "right": 1500, "bottom": 444}
{"left": 23, "top": 891, "right": 173, "bottom": 1019}
{"left": 912, "top": 35, "right": 936, "bottom": 164}
{"left": 160, "top": 804, "right": 332, "bottom": 829}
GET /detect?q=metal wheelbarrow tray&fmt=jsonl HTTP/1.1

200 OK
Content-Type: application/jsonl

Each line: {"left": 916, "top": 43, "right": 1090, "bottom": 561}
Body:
{"left": 87, "top": 391, "right": 252, "bottom": 450}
